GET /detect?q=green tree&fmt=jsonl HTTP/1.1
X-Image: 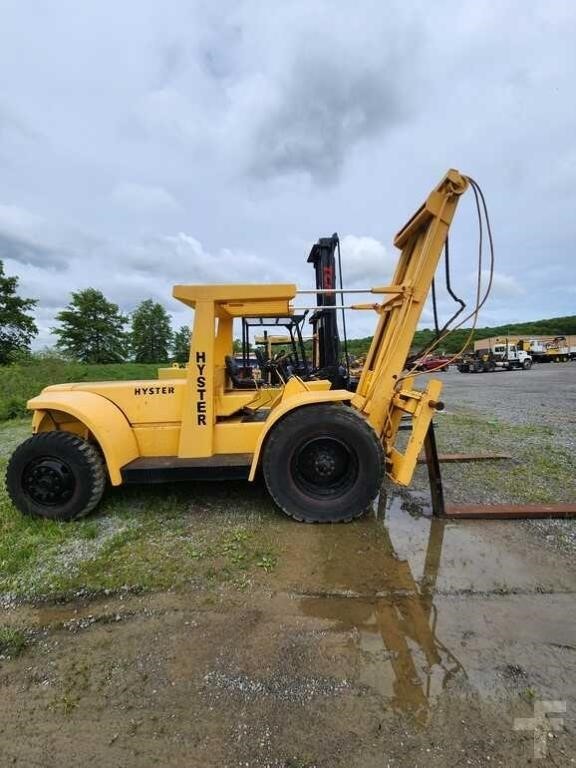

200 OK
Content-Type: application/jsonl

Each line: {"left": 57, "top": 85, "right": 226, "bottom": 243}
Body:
{"left": 171, "top": 325, "right": 191, "bottom": 363}
{"left": 0, "top": 260, "right": 37, "bottom": 364}
{"left": 53, "top": 288, "right": 127, "bottom": 363}
{"left": 129, "top": 299, "right": 173, "bottom": 362}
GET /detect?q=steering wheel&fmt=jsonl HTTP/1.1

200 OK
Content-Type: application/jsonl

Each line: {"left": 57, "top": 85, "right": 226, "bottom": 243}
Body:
{"left": 254, "top": 348, "right": 267, "bottom": 369}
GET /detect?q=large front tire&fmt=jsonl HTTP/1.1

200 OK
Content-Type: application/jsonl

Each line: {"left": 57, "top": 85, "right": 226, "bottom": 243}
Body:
{"left": 262, "top": 405, "right": 384, "bottom": 523}
{"left": 6, "top": 432, "right": 106, "bottom": 521}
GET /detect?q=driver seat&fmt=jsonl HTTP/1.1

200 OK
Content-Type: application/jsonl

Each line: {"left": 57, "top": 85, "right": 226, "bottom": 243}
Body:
{"left": 225, "top": 355, "right": 260, "bottom": 390}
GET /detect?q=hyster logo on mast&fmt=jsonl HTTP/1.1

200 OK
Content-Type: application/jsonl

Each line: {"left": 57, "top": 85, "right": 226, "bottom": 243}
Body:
{"left": 323, "top": 265, "right": 334, "bottom": 290}
{"left": 195, "top": 351, "right": 207, "bottom": 426}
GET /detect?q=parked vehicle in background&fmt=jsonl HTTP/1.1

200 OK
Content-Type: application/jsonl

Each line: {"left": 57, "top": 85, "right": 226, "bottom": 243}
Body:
{"left": 490, "top": 339, "right": 532, "bottom": 370}
{"left": 457, "top": 339, "right": 531, "bottom": 373}
{"left": 517, "top": 336, "right": 571, "bottom": 363}
{"left": 412, "top": 354, "right": 452, "bottom": 371}
{"left": 457, "top": 351, "right": 496, "bottom": 373}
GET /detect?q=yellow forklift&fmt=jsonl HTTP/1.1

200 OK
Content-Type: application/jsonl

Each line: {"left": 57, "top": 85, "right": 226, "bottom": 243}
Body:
{"left": 6, "top": 170, "right": 479, "bottom": 523}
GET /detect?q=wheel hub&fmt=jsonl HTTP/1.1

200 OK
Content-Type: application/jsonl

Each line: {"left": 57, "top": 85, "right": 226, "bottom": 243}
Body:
{"left": 291, "top": 436, "right": 358, "bottom": 498}
{"left": 22, "top": 457, "right": 75, "bottom": 506}
{"left": 313, "top": 450, "right": 337, "bottom": 478}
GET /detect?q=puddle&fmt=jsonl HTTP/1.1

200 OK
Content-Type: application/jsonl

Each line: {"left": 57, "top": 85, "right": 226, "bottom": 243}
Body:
{"left": 270, "top": 491, "right": 576, "bottom": 721}
{"left": 299, "top": 592, "right": 462, "bottom": 721}
{"left": 33, "top": 605, "right": 87, "bottom": 626}
{"left": 33, "top": 599, "right": 127, "bottom": 629}
{"left": 293, "top": 495, "right": 461, "bottom": 721}
{"left": 275, "top": 489, "right": 576, "bottom": 597}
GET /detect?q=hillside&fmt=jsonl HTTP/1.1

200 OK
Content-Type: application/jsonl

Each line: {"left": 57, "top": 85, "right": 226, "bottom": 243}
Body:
{"left": 0, "top": 360, "right": 161, "bottom": 421}
{"left": 346, "top": 316, "right": 576, "bottom": 357}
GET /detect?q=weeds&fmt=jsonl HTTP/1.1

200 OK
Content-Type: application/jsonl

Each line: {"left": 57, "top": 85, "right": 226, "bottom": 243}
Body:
{"left": 256, "top": 554, "right": 278, "bottom": 572}
{"left": 0, "top": 627, "right": 27, "bottom": 658}
{"left": 0, "top": 419, "right": 280, "bottom": 600}
{"left": 413, "top": 409, "right": 576, "bottom": 505}
{"left": 0, "top": 356, "right": 161, "bottom": 421}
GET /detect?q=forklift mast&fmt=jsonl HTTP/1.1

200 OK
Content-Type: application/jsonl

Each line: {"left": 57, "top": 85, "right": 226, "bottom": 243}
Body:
{"left": 307, "top": 233, "right": 349, "bottom": 388}
{"left": 351, "top": 169, "right": 469, "bottom": 483}
{"left": 307, "top": 234, "right": 340, "bottom": 369}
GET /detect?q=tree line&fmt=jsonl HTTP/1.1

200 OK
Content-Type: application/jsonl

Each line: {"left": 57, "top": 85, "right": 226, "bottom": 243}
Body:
{"left": 0, "top": 259, "right": 190, "bottom": 364}
{"left": 347, "top": 316, "right": 576, "bottom": 358}
{"left": 2, "top": 257, "right": 576, "bottom": 365}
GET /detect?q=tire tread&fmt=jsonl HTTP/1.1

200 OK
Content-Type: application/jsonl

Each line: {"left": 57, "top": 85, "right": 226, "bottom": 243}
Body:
{"left": 6, "top": 431, "right": 106, "bottom": 520}
{"left": 263, "top": 404, "right": 383, "bottom": 523}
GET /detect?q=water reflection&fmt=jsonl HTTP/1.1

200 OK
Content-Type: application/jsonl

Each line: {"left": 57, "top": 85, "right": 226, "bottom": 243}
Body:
{"left": 298, "top": 493, "right": 464, "bottom": 722}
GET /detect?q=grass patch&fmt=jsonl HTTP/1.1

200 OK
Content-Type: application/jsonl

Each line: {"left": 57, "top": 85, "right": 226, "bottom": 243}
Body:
{"left": 55, "top": 513, "right": 279, "bottom": 594}
{"left": 0, "top": 627, "right": 27, "bottom": 658}
{"left": 0, "top": 357, "right": 162, "bottom": 421}
{"left": 47, "top": 659, "right": 92, "bottom": 715}
{"left": 0, "top": 420, "right": 280, "bottom": 600}
{"left": 413, "top": 409, "right": 576, "bottom": 505}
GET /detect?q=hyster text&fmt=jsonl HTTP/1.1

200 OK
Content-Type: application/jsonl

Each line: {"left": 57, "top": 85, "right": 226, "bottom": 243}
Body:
{"left": 195, "top": 351, "right": 207, "bottom": 426}
{"left": 133, "top": 386, "right": 175, "bottom": 395}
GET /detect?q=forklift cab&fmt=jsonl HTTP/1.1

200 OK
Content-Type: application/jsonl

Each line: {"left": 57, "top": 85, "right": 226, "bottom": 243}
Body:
{"left": 243, "top": 314, "right": 311, "bottom": 385}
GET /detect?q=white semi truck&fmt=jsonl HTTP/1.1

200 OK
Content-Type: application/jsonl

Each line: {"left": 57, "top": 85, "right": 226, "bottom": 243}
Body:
{"left": 490, "top": 339, "right": 533, "bottom": 370}
{"left": 458, "top": 338, "right": 532, "bottom": 373}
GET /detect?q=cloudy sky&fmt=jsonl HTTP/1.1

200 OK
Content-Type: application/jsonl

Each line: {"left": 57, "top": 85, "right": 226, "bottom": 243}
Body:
{"left": 1, "top": 0, "right": 575, "bottom": 347}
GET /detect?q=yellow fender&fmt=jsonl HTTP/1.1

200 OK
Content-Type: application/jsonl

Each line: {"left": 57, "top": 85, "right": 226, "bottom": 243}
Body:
{"left": 29, "top": 391, "right": 139, "bottom": 485}
{"left": 248, "top": 388, "right": 352, "bottom": 481}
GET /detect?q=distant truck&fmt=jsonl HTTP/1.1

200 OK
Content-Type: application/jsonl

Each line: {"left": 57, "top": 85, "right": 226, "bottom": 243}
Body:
{"left": 490, "top": 339, "right": 532, "bottom": 369}
{"left": 458, "top": 338, "right": 532, "bottom": 373}
{"left": 457, "top": 351, "right": 496, "bottom": 373}
{"left": 517, "top": 336, "right": 571, "bottom": 363}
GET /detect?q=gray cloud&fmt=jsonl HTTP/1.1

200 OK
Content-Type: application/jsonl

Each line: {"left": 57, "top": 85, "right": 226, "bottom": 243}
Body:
{"left": 0, "top": 105, "right": 25, "bottom": 142}
{"left": 8, "top": 223, "right": 298, "bottom": 348}
{"left": 249, "top": 55, "right": 405, "bottom": 183}
{"left": 0, "top": 103, "right": 39, "bottom": 144}
{"left": 157, "top": 42, "right": 189, "bottom": 89}
{"left": 111, "top": 182, "right": 180, "bottom": 210}
{"left": 0, "top": 232, "right": 66, "bottom": 270}
{"left": 199, "top": 18, "right": 243, "bottom": 82}
{"left": 0, "top": 203, "right": 69, "bottom": 270}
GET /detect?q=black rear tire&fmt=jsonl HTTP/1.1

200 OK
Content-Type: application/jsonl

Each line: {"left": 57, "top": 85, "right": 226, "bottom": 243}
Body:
{"left": 6, "top": 432, "right": 106, "bottom": 521}
{"left": 262, "top": 405, "right": 384, "bottom": 523}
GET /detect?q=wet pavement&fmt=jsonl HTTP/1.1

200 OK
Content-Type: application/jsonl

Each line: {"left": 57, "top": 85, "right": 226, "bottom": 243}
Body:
{"left": 275, "top": 493, "right": 576, "bottom": 717}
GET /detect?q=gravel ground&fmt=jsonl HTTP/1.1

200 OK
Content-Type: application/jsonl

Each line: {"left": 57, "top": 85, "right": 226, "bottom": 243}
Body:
{"left": 413, "top": 362, "right": 576, "bottom": 552}
{"left": 438, "top": 362, "right": 576, "bottom": 451}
